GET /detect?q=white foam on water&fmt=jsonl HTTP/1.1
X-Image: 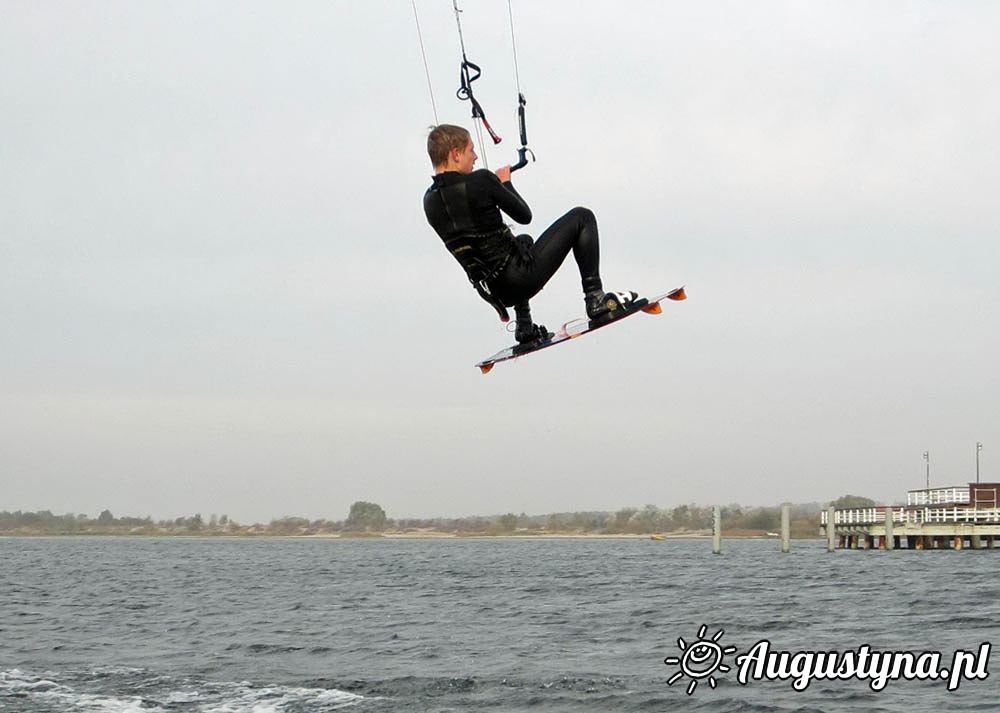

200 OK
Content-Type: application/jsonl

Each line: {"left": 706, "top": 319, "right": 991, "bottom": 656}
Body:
{"left": 198, "top": 682, "right": 364, "bottom": 712}
{"left": 163, "top": 689, "right": 204, "bottom": 703}
{"left": 0, "top": 668, "right": 165, "bottom": 712}
{"left": 0, "top": 669, "right": 62, "bottom": 692}
{"left": 1, "top": 669, "right": 365, "bottom": 712}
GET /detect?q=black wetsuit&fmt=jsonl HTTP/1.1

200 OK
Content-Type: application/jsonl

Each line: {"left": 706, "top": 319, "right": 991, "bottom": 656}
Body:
{"left": 423, "top": 170, "right": 603, "bottom": 316}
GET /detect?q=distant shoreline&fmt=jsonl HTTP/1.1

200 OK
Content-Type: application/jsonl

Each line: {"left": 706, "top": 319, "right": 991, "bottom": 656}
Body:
{"left": 1, "top": 503, "right": 828, "bottom": 540}
{"left": 0, "top": 531, "right": 819, "bottom": 540}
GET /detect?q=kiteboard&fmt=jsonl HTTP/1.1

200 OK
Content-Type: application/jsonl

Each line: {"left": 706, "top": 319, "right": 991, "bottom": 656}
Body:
{"left": 475, "top": 286, "right": 687, "bottom": 374}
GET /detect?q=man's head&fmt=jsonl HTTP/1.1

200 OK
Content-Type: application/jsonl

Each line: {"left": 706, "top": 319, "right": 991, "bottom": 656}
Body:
{"left": 427, "top": 124, "right": 477, "bottom": 174}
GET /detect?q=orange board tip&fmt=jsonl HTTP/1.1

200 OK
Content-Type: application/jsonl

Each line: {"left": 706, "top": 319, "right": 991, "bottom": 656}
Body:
{"left": 668, "top": 287, "right": 687, "bottom": 301}
{"left": 478, "top": 364, "right": 494, "bottom": 374}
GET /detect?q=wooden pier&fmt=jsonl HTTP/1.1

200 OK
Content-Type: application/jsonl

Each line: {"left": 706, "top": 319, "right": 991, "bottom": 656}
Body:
{"left": 821, "top": 483, "right": 1000, "bottom": 550}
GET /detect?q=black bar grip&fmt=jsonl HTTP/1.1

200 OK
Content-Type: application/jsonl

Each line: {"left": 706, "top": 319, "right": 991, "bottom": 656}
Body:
{"left": 511, "top": 146, "right": 535, "bottom": 172}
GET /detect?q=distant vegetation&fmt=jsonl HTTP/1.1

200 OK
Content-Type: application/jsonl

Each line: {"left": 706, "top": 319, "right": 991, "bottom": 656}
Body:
{"left": 830, "top": 494, "right": 877, "bottom": 509}
{"left": 344, "top": 501, "right": 387, "bottom": 533}
{"left": 0, "top": 499, "right": 840, "bottom": 538}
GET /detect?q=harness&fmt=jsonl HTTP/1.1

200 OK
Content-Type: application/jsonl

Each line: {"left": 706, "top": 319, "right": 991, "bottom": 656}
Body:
{"left": 471, "top": 264, "right": 512, "bottom": 323}
{"left": 444, "top": 227, "right": 516, "bottom": 322}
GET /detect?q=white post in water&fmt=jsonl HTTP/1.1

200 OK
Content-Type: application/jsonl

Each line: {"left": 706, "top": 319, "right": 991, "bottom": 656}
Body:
{"left": 781, "top": 504, "right": 790, "bottom": 553}
{"left": 713, "top": 506, "right": 722, "bottom": 554}
{"left": 884, "top": 507, "right": 894, "bottom": 551}
{"left": 826, "top": 506, "right": 836, "bottom": 552}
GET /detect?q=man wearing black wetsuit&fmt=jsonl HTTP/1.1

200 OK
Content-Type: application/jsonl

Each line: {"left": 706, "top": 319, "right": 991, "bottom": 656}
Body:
{"left": 423, "top": 124, "right": 636, "bottom": 345}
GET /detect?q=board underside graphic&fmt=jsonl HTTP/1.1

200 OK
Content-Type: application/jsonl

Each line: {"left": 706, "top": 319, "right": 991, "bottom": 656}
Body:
{"left": 475, "top": 286, "right": 687, "bottom": 374}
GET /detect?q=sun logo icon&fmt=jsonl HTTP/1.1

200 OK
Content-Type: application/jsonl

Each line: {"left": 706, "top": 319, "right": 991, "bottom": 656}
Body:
{"left": 663, "top": 624, "right": 738, "bottom": 695}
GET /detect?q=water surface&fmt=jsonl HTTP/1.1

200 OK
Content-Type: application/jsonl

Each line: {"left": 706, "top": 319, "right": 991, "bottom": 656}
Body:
{"left": 1, "top": 537, "right": 996, "bottom": 711}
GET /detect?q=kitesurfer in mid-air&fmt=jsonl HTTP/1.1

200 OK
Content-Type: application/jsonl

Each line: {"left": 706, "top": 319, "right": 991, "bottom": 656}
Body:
{"left": 422, "top": 124, "right": 638, "bottom": 345}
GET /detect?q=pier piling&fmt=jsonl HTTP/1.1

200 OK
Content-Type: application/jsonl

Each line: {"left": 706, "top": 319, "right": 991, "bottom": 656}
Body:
{"left": 826, "top": 507, "right": 835, "bottom": 552}
{"left": 780, "top": 504, "right": 790, "bottom": 553}
{"left": 712, "top": 506, "right": 721, "bottom": 555}
{"left": 884, "top": 508, "right": 894, "bottom": 551}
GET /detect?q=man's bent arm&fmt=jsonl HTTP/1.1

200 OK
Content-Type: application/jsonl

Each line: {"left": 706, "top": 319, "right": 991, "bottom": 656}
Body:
{"left": 488, "top": 172, "right": 532, "bottom": 224}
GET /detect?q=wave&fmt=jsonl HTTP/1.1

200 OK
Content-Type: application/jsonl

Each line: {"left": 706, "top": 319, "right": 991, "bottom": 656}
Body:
{"left": 0, "top": 668, "right": 365, "bottom": 712}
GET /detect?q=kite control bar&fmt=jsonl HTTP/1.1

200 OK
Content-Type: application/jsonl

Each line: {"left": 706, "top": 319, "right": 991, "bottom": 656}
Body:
{"left": 451, "top": 0, "right": 536, "bottom": 171}
{"left": 457, "top": 63, "right": 535, "bottom": 171}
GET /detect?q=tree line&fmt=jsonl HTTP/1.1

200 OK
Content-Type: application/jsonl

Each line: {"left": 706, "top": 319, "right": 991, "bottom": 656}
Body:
{"left": 0, "top": 496, "right": 874, "bottom": 537}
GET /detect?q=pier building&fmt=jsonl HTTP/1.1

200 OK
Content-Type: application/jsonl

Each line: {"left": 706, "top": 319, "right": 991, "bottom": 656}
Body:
{"left": 821, "top": 483, "right": 1000, "bottom": 550}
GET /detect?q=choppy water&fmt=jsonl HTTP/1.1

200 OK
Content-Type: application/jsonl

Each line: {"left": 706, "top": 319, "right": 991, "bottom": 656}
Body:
{"left": 1, "top": 537, "right": 997, "bottom": 712}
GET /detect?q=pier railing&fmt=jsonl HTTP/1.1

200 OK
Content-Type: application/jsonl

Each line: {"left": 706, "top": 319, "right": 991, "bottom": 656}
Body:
{"left": 906, "top": 487, "right": 970, "bottom": 506}
{"left": 821, "top": 506, "right": 1000, "bottom": 526}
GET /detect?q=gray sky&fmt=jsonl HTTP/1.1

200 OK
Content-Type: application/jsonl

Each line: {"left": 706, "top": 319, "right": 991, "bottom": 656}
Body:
{"left": 2, "top": 1, "right": 998, "bottom": 522}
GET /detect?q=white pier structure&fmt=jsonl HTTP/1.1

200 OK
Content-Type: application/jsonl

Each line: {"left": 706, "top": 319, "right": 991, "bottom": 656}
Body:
{"left": 821, "top": 483, "right": 1000, "bottom": 550}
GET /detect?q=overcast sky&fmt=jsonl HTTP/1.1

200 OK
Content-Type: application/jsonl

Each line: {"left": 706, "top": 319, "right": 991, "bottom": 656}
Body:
{"left": 2, "top": 1, "right": 998, "bottom": 522}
